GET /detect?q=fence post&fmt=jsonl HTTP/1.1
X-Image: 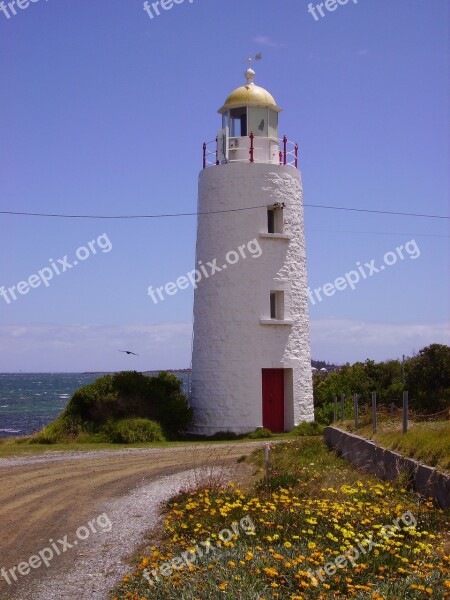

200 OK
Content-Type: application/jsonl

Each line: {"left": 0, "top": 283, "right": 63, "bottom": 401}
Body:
{"left": 341, "top": 393, "right": 345, "bottom": 422}
{"left": 372, "top": 391, "right": 377, "bottom": 434}
{"left": 354, "top": 394, "right": 359, "bottom": 429}
{"left": 333, "top": 396, "right": 337, "bottom": 423}
{"left": 264, "top": 442, "right": 271, "bottom": 489}
{"left": 403, "top": 391, "right": 409, "bottom": 434}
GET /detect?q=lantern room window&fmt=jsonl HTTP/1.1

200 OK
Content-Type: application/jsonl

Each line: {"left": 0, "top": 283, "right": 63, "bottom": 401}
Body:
{"left": 229, "top": 107, "right": 247, "bottom": 137}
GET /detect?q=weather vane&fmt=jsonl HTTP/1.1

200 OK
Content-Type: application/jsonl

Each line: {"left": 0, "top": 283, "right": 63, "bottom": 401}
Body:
{"left": 244, "top": 53, "right": 262, "bottom": 67}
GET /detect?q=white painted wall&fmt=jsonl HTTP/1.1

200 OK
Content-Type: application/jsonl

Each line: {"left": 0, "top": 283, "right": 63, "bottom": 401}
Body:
{"left": 190, "top": 162, "right": 314, "bottom": 435}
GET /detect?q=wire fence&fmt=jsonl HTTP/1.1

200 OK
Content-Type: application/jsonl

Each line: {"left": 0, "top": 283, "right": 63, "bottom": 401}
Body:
{"left": 332, "top": 392, "right": 450, "bottom": 434}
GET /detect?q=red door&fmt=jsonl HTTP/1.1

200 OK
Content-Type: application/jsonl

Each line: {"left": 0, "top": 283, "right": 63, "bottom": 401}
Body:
{"left": 262, "top": 369, "right": 285, "bottom": 433}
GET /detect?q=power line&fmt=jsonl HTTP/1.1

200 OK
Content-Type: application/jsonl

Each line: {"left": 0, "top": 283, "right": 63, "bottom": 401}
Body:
{"left": 304, "top": 204, "right": 449, "bottom": 220}
{"left": 0, "top": 206, "right": 269, "bottom": 219}
{"left": 0, "top": 203, "right": 449, "bottom": 220}
{"left": 308, "top": 229, "right": 450, "bottom": 238}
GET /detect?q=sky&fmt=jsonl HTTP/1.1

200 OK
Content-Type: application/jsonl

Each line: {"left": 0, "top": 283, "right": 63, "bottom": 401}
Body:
{"left": 0, "top": 0, "right": 449, "bottom": 372}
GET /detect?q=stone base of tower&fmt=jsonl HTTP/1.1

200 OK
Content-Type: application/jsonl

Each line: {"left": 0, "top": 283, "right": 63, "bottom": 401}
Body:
{"left": 189, "top": 362, "right": 314, "bottom": 437}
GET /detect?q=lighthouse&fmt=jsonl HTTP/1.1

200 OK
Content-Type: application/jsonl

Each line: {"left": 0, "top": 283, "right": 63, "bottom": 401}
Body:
{"left": 190, "top": 68, "right": 314, "bottom": 435}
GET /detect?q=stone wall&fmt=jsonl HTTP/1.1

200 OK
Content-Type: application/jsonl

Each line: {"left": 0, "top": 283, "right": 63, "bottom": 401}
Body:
{"left": 324, "top": 426, "right": 450, "bottom": 508}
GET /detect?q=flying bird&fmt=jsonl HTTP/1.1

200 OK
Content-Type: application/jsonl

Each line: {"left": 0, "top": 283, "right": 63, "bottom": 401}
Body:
{"left": 119, "top": 350, "right": 139, "bottom": 356}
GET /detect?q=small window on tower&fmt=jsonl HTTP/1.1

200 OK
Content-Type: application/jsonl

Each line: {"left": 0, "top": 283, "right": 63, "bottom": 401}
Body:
{"left": 267, "top": 209, "right": 275, "bottom": 234}
{"left": 267, "top": 206, "right": 284, "bottom": 234}
{"left": 270, "top": 291, "right": 284, "bottom": 320}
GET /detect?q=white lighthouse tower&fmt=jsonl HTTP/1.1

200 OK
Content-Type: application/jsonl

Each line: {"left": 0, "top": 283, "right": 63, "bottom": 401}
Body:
{"left": 190, "top": 68, "right": 314, "bottom": 435}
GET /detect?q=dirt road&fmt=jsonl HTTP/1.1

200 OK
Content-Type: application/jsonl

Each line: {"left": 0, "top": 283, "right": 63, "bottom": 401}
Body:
{"left": 0, "top": 443, "right": 260, "bottom": 600}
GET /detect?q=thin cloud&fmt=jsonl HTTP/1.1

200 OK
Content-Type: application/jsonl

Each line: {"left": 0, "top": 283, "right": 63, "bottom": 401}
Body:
{"left": 0, "top": 323, "right": 192, "bottom": 372}
{"left": 253, "top": 35, "right": 284, "bottom": 48}
{"left": 310, "top": 319, "right": 450, "bottom": 364}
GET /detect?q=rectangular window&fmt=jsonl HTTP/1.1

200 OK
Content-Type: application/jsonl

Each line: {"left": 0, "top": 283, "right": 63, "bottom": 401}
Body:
{"left": 270, "top": 291, "right": 284, "bottom": 320}
{"left": 268, "top": 109, "right": 278, "bottom": 138}
{"left": 267, "top": 206, "right": 284, "bottom": 234}
{"left": 230, "top": 107, "right": 247, "bottom": 137}
{"left": 267, "top": 209, "right": 275, "bottom": 234}
{"left": 248, "top": 107, "right": 268, "bottom": 137}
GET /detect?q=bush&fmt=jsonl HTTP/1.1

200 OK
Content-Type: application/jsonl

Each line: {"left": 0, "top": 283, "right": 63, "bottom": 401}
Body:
{"left": 61, "top": 371, "right": 192, "bottom": 436}
{"left": 105, "top": 419, "right": 165, "bottom": 444}
{"left": 293, "top": 421, "right": 324, "bottom": 436}
{"left": 315, "top": 401, "right": 335, "bottom": 425}
{"left": 31, "top": 414, "right": 85, "bottom": 444}
{"left": 247, "top": 428, "right": 273, "bottom": 439}
{"left": 30, "top": 371, "right": 192, "bottom": 444}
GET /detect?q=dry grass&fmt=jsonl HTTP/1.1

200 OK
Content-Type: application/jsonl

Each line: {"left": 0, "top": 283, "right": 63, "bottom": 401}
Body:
{"left": 339, "top": 418, "right": 450, "bottom": 472}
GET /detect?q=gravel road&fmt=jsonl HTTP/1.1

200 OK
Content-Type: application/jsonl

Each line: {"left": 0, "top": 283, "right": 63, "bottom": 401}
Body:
{"left": 0, "top": 443, "right": 261, "bottom": 600}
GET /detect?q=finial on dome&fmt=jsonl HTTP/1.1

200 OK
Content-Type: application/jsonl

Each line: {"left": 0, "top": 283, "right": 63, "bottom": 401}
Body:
{"left": 245, "top": 67, "right": 256, "bottom": 85}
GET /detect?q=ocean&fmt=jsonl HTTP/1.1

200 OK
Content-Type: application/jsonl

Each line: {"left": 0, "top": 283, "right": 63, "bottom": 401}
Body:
{"left": 0, "top": 372, "right": 191, "bottom": 439}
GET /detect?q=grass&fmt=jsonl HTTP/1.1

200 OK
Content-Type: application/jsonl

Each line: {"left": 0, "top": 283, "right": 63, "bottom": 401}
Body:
{"left": 112, "top": 438, "right": 450, "bottom": 599}
{"left": 337, "top": 419, "right": 450, "bottom": 472}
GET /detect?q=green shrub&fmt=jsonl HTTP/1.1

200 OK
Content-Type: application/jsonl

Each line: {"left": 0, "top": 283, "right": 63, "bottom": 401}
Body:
{"left": 247, "top": 428, "right": 273, "bottom": 439}
{"left": 292, "top": 421, "right": 324, "bottom": 436}
{"left": 31, "top": 414, "right": 85, "bottom": 444}
{"left": 315, "top": 400, "right": 335, "bottom": 425}
{"left": 59, "top": 371, "right": 192, "bottom": 436}
{"left": 105, "top": 419, "right": 165, "bottom": 444}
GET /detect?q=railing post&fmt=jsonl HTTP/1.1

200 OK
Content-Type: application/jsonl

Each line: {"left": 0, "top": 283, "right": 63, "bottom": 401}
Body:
{"left": 249, "top": 132, "right": 254, "bottom": 163}
{"left": 279, "top": 150, "right": 282, "bottom": 166}
{"left": 202, "top": 142, "right": 206, "bottom": 169}
{"left": 283, "top": 135, "right": 287, "bottom": 165}
{"left": 215, "top": 136, "right": 219, "bottom": 166}
{"left": 294, "top": 143, "right": 298, "bottom": 168}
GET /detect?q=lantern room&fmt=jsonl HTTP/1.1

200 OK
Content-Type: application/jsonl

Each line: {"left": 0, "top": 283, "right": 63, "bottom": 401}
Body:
{"left": 219, "top": 68, "right": 281, "bottom": 138}
{"left": 203, "top": 68, "right": 298, "bottom": 168}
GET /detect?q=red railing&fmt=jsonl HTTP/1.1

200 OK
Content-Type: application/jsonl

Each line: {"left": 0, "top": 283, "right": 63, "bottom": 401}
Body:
{"left": 202, "top": 134, "right": 298, "bottom": 169}
{"left": 279, "top": 135, "right": 298, "bottom": 168}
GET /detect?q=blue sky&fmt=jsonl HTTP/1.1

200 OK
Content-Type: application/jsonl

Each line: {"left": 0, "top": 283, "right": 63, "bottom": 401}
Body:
{"left": 0, "top": 0, "right": 448, "bottom": 372}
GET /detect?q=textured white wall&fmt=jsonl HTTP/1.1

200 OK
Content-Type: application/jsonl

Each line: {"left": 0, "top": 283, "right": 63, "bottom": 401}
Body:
{"left": 191, "top": 162, "right": 314, "bottom": 435}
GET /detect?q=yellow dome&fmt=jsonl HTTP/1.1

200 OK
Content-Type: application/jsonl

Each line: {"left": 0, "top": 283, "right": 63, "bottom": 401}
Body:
{"left": 218, "top": 69, "right": 282, "bottom": 114}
